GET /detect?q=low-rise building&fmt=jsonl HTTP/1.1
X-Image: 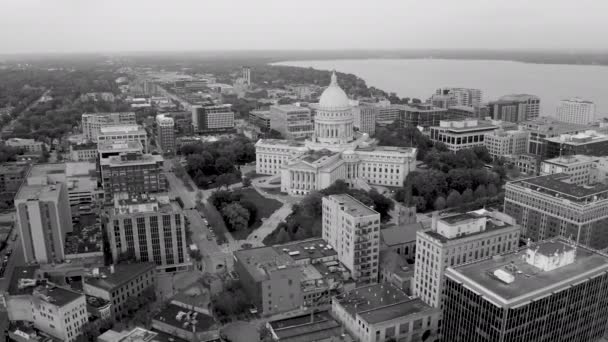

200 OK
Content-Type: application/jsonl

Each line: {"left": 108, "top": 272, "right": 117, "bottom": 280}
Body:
{"left": 97, "top": 327, "right": 161, "bottom": 342}
{"left": 379, "top": 250, "right": 414, "bottom": 294}
{"left": 69, "top": 142, "right": 98, "bottom": 161}
{"left": 519, "top": 117, "right": 590, "bottom": 156}
{"left": 151, "top": 303, "right": 220, "bottom": 342}
{"left": 380, "top": 222, "right": 421, "bottom": 260}
{"left": 267, "top": 310, "right": 355, "bottom": 342}
{"left": 545, "top": 130, "right": 608, "bottom": 158}
{"left": 444, "top": 238, "right": 608, "bottom": 341}
{"left": 353, "top": 105, "right": 377, "bottom": 136}
{"left": 83, "top": 263, "right": 156, "bottom": 321}
{"left": 397, "top": 104, "right": 448, "bottom": 130}
{"left": 0, "top": 162, "right": 28, "bottom": 205}
{"left": 5, "top": 138, "right": 45, "bottom": 153}
{"left": 429, "top": 119, "right": 498, "bottom": 152}
{"left": 269, "top": 105, "right": 314, "bottom": 140}
{"left": 413, "top": 209, "right": 520, "bottom": 308}
{"left": 332, "top": 283, "right": 440, "bottom": 342}
{"left": 515, "top": 153, "right": 541, "bottom": 176}
{"left": 540, "top": 154, "right": 600, "bottom": 185}
{"left": 483, "top": 129, "right": 529, "bottom": 159}
{"left": 249, "top": 109, "right": 271, "bottom": 131}
{"left": 97, "top": 125, "right": 148, "bottom": 152}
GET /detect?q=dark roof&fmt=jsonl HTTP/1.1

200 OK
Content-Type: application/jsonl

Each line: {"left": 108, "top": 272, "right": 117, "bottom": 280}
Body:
{"left": 274, "top": 238, "right": 337, "bottom": 261}
{"left": 514, "top": 173, "right": 608, "bottom": 200}
{"left": 269, "top": 311, "right": 350, "bottom": 342}
{"left": 85, "top": 263, "right": 156, "bottom": 292}
{"left": 8, "top": 265, "right": 41, "bottom": 295}
{"left": 381, "top": 223, "right": 422, "bottom": 246}
{"left": 35, "top": 286, "right": 83, "bottom": 307}
{"left": 152, "top": 303, "right": 217, "bottom": 332}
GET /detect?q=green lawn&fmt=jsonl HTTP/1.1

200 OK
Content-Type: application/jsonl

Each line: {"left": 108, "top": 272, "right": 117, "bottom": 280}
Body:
{"left": 231, "top": 188, "right": 282, "bottom": 240}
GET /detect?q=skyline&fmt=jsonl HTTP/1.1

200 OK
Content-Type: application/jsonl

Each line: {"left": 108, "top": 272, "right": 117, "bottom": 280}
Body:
{"left": 1, "top": 0, "right": 608, "bottom": 54}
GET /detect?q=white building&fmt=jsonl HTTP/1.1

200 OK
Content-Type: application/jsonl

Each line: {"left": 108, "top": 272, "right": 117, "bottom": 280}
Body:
{"left": 483, "top": 129, "right": 529, "bottom": 159}
{"left": 5, "top": 138, "right": 45, "bottom": 153}
{"left": 429, "top": 119, "right": 499, "bottom": 152}
{"left": 353, "top": 105, "right": 377, "bottom": 136}
{"left": 413, "top": 209, "right": 520, "bottom": 308}
{"left": 81, "top": 112, "right": 137, "bottom": 141}
{"left": 255, "top": 73, "right": 417, "bottom": 196}
{"left": 435, "top": 87, "right": 483, "bottom": 108}
{"left": 156, "top": 114, "right": 176, "bottom": 154}
{"left": 97, "top": 124, "right": 148, "bottom": 152}
{"left": 269, "top": 104, "right": 314, "bottom": 140}
{"left": 323, "top": 194, "right": 380, "bottom": 283}
{"left": 556, "top": 97, "right": 596, "bottom": 125}
{"left": 540, "top": 155, "right": 600, "bottom": 185}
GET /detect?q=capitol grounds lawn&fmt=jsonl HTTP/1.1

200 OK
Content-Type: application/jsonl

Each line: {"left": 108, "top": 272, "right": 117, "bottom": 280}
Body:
{"left": 231, "top": 188, "right": 282, "bottom": 240}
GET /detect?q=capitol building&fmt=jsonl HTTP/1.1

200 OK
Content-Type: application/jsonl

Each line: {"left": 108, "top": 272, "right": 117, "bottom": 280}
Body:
{"left": 255, "top": 73, "right": 417, "bottom": 196}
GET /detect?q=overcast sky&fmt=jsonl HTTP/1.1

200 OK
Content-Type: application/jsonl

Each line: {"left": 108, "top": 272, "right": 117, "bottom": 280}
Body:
{"left": 1, "top": 0, "right": 606, "bottom": 54}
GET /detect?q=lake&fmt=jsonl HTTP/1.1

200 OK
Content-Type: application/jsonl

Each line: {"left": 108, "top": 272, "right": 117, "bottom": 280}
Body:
{"left": 274, "top": 59, "right": 608, "bottom": 117}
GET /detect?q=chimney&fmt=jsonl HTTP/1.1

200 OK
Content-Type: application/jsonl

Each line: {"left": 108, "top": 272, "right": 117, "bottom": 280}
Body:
{"left": 110, "top": 265, "right": 115, "bottom": 274}
{"left": 431, "top": 211, "right": 439, "bottom": 231}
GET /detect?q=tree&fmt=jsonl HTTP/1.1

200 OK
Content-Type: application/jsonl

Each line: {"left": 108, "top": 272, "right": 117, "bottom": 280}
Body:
{"left": 221, "top": 202, "right": 250, "bottom": 232}
{"left": 474, "top": 184, "right": 488, "bottom": 199}
{"left": 275, "top": 227, "right": 291, "bottom": 244}
{"left": 368, "top": 189, "right": 394, "bottom": 221}
{"left": 446, "top": 190, "right": 462, "bottom": 208}
{"left": 215, "top": 157, "right": 233, "bottom": 174}
{"left": 242, "top": 176, "right": 252, "bottom": 188}
{"left": 294, "top": 227, "right": 309, "bottom": 241}
{"left": 434, "top": 196, "right": 446, "bottom": 210}
{"left": 413, "top": 196, "right": 427, "bottom": 212}
{"left": 40, "top": 144, "right": 50, "bottom": 162}
{"left": 487, "top": 183, "right": 498, "bottom": 197}
{"left": 461, "top": 188, "right": 474, "bottom": 203}
{"left": 216, "top": 173, "right": 235, "bottom": 189}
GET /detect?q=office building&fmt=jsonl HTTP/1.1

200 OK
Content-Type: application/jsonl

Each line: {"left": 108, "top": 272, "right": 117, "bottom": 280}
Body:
{"left": 99, "top": 152, "right": 166, "bottom": 202}
{"left": 69, "top": 141, "right": 98, "bottom": 161}
{"left": 545, "top": 131, "right": 608, "bottom": 158}
{"left": 8, "top": 283, "right": 87, "bottom": 342}
{"left": 249, "top": 109, "right": 271, "bottom": 131}
{"left": 107, "top": 194, "right": 190, "bottom": 273}
{"left": 556, "top": 97, "right": 596, "bottom": 125}
{"left": 413, "top": 209, "right": 520, "bottom": 308}
{"left": 504, "top": 173, "right": 608, "bottom": 249}
{"left": 269, "top": 104, "right": 314, "bottom": 140}
{"left": 97, "top": 140, "right": 143, "bottom": 160}
{"left": 483, "top": 129, "right": 529, "bottom": 159}
{"left": 353, "top": 105, "right": 377, "bottom": 136}
{"left": 332, "top": 283, "right": 440, "bottom": 342}
{"left": 0, "top": 162, "right": 28, "bottom": 205}
{"left": 81, "top": 112, "right": 137, "bottom": 141}
{"left": 323, "top": 194, "right": 380, "bottom": 283}
{"left": 5, "top": 138, "right": 44, "bottom": 153}
{"left": 516, "top": 153, "right": 542, "bottom": 175}
{"left": 519, "top": 117, "right": 589, "bottom": 156}
{"left": 84, "top": 263, "right": 156, "bottom": 320}
{"left": 155, "top": 114, "right": 176, "bottom": 155}
{"left": 358, "top": 100, "right": 400, "bottom": 123}
{"left": 489, "top": 94, "right": 540, "bottom": 122}
{"left": 97, "top": 124, "right": 148, "bottom": 152}
{"left": 267, "top": 310, "right": 355, "bottom": 342}
{"left": 443, "top": 238, "right": 608, "bottom": 342}
{"left": 97, "top": 327, "right": 160, "bottom": 342}
{"left": 540, "top": 155, "right": 600, "bottom": 185}
{"left": 242, "top": 66, "right": 251, "bottom": 86}
{"left": 255, "top": 73, "right": 417, "bottom": 195}
{"left": 435, "top": 87, "right": 483, "bottom": 108}
{"left": 429, "top": 119, "right": 499, "bottom": 152}
{"left": 397, "top": 104, "right": 448, "bottom": 130}
{"left": 380, "top": 222, "right": 422, "bottom": 260}
{"left": 191, "top": 104, "right": 235, "bottom": 133}
{"left": 15, "top": 180, "right": 73, "bottom": 264}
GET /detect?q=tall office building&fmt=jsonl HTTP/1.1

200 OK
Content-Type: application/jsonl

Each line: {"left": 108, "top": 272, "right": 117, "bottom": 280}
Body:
{"left": 489, "top": 94, "right": 540, "bottom": 123}
{"left": 413, "top": 209, "right": 520, "bottom": 308}
{"left": 97, "top": 124, "right": 148, "bottom": 152}
{"left": 544, "top": 131, "right": 608, "bottom": 158}
{"left": 519, "top": 117, "right": 589, "bottom": 156}
{"left": 155, "top": 114, "right": 176, "bottom": 155}
{"left": 99, "top": 152, "right": 166, "bottom": 203}
{"left": 15, "top": 181, "right": 73, "bottom": 263}
{"left": 322, "top": 194, "right": 380, "bottom": 283}
{"left": 107, "top": 194, "right": 190, "bottom": 272}
{"left": 353, "top": 105, "right": 377, "bottom": 136}
{"left": 81, "top": 112, "right": 137, "bottom": 141}
{"left": 556, "top": 97, "right": 596, "bottom": 125}
{"left": 504, "top": 173, "right": 608, "bottom": 249}
{"left": 435, "top": 87, "right": 483, "bottom": 108}
{"left": 397, "top": 104, "right": 448, "bottom": 130}
{"left": 443, "top": 238, "right": 608, "bottom": 342}
{"left": 0, "top": 163, "right": 29, "bottom": 205}
{"left": 191, "top": 104, "right": 235, "bottom": 133}
{"left": 242, "top": 66, "right": 251, "bottom": 85}
{"left": 269, "top": 104, "right": 314, "bottom": 140}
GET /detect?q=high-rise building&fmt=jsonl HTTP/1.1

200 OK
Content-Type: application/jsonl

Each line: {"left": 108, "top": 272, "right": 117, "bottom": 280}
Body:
{"left": 544, "top": 131, "right": 608, "bottom": 158}
{"left": 322, "top": 194, "right": 380, "bottom": 283}
{"left": 429, "top": 119, "right": 499, "bottom": 152}
{"left": 99, "top": 152, "right": 166, "bottom": 203}
{"left": 443, "top": 238, "right": 608, "bottom": 342}
{"left": 332, "top": 283, "right": 440, "bottom": 342}
{"left": 97, "top": 124, "right": 148, "bottom": 152}
{"left": 191, "top": 104, "right": 235, "bottom": 133}
{"left": 435, "top": 87, "right": 483, "bottom": 108}
{"left": 107, "top": 194, "right": 190, "bottom": 272}
{"left": 556, "top": 97, "right": 596, "bottom": 125}
{"left": 413, "top": 209, "right": 520, "bottom": 308}
{"left": 0, "top": 163, "right": 28, "bottom": 205}
{"left": 519, "top": 117, "right": 589, "bottom": 156}
{"left": 489, "top": 94, "right": 540, "bottom": 123}
{"left": 504, "top": 173, "right": 608, "bottom": 249}
{"left": 269, "top": 105, "right": 314, "bottom": 140}
{"left": 155, "top": 114, "right": 176, "bottom": 155}
{"left": 242, "top": 66, "right": 251, "bottom": 86}
{"left": 353, "top": 105, "right": 377, "bottom": 136}
{"left": 15, "top": 181, "right": 73, "bottom": 263}
{"left": 540, "top": 155, "right": 600, "bottom": 185}
{"left": 396, "top": 104, "right": 449, "bottom": 130}
{"left": 81, "top": 112, "right": 137, "bottom": 141}
{"left": 483, "top": 129, "right": 529, "bottom": 159}
{"left": 365, "top": 100, "right": 401, "bottom": 123}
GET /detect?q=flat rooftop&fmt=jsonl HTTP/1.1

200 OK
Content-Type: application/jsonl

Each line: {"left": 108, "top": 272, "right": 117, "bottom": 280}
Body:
{"left": 234, "top": 246, "right": 295, "bottom": 282}
{"left": 8, "top": 265, "right": 41, "bottom": 296}
{"left": 546, "top": 131, "right": 608, "bottom": 145}
{"left": 542, "top": 154, "right": 598, "bottom": 166}
{"left": 64, "top": 214, "right": 103, "bottom": 255}
{"left": 0, "top": 162, "right": 28, "bottom": 174}
{"left": 447, "top": 239, "right": 608, "bottom": 307}
{"left": 329, "top": 194, "right": 378, "bottom": 218}
{"left": 269, "top": 310, "right": 352, "bottom": 342}
{"left": 423, "top": 211, "right": 517, "bottom": 243}
{"left": 85, "top": 263, "right": 156, "bottom": 292}
{"left": 494, "top": 94, "right": 539, "bottom": 102}
{"left": 35, "top": 286, "right": 83, "bottom": 306}
{"left": 335, "top": 283, "right": 434, "bottom": 324}
{"left": 15, "top": 183, "right": 63, "bottom": 202}
{"left": 153, "top": 303, "right": 216, "bottom": 333}
{"left": 98, "top": 140, "right": 143, "bottom": 152}
{"left": 511, "top": 173, "right": 608, "bottom": 201}
{"left": 271, "top": 104, "right": 310, "bottom": 112}
{"left": 274, "top": 238, "right": 337, "bottom": 262}
{"left": 256, "top": 139, "right": 305, "bottom": 147}
{"left": 356, "top": 145, "right": 415, "bottom": 154}
{"left": 99, "top": 124, "right": 145, "bottom": 134}
{"left": 381, "top": 222, "right": 422, "bottom": 246}
{"left": 302, "top": 149, "right": 337, "bottom": 164}
{"left": 101, "top": 153, "right": 163, "bottom": 167}
{"left": 71, "top": 141, "right": 97, "bottom": 150}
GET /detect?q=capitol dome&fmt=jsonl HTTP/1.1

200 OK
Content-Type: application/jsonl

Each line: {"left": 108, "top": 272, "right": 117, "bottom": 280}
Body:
{"left": 319, "top": 72, "right": 350, "bottom": 109}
